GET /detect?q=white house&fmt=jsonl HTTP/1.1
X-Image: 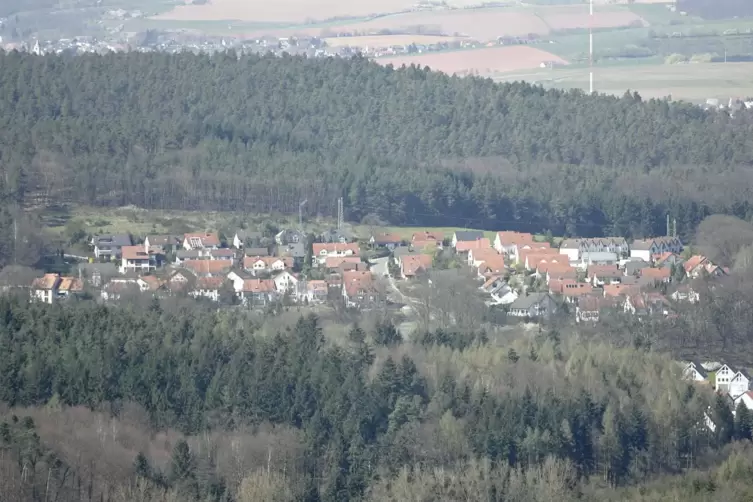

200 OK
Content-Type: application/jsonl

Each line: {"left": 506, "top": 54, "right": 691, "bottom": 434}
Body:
{"left": 682, "top": 361, "right": 708, "bottom": 383}
{"left": 190, "top": 277, "right": 224, "bottom": 302}
{"left": 120, "top": 246, "right": 155, "bottom": 274}
{"left": 715, "top": 364, "right": 751, "bottom": 397}
{"left": 630, "top": 237, "right": 683, "bottom": 262}
{"left": 312, "top": 243, "right": 360, "bottom": 265}
{"left": 493, "top": 231, "right": 535, "bottom": 260}
{"left": 273, "top": 271, "right": 299, "bottom": 297}
{"left": 671, "top": 285, "right": 700, "bottom": 304}
{"left": 183, "top": 232, "right": 221, "bottom": 250}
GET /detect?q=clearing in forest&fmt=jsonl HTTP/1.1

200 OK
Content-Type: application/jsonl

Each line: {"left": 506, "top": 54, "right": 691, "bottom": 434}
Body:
{"left": 378, "top": 46, "right": 569, "bottom": 76}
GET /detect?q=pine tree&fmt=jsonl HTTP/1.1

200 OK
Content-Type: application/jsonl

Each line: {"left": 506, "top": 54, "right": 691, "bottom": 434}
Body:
{"left": 735, "top": 402, "right": 752, "bottom": 441}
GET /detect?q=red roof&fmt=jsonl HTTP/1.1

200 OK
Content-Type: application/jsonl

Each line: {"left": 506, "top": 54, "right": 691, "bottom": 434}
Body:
{"left": 587, "top": 265, "right": 622, "bottom": 279}
{"left": 183, "top": 260, "right": 232, "bottom": 276}
{"left": 455, "top": 238, "right": 491, "bottom": 253}
{"left": 402, "top": 254, "right": 433, "bottom": 276}
{"left": 241, "top": 279, "right": 275, "bottom": 293}
{"left": 312, "top": 242, "right": 360, "bottom": 256}
{"left": 495, "top": 231, "right": 534, "bottom": 246}
{"left": 196, "top": 277, "right": 224, "bottom": 290}
{"left": 32, "top": 273, "right": 61, "bottom": 290}
{"left": 342, "top": 270, "right": 375, "bottom": 297}
{"left": 603, "top": 284, "right": 640, "bottom": 297}
{"left": 477, "top": 255, "right": 506, "bottom": 273}
{"left": 412, "top": 231, "right": 442, "bottom": 242}
{"left": 325, "top": 256, "right": 362, "bottom": 269}
{"left": 640, "top": 267, "right": 671, "bottom": 280}
{"left": 551, "top": 279, "right": 593, "bottom": 297}
{"left": 307, "top": 280, "right": 328, "bottom": 292}
{"left": 371, "top": 233, "right": 402, "bottom": 244}
{"left": 243, "top": 256, "right": 293, "bottom": 270}
{"left": 545, "top": 265, "right": 577, "bottom": 280}
{"left": 121, "top": 245, "right": 150, "bottom": 261}
{"left": 684, "top": 255, "right": 708, "bottom": 274}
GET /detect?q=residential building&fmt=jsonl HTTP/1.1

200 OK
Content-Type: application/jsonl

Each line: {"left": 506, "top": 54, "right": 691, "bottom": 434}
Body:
{"left": 76, "top": 263, "right": 118, "bottom": 287}
{"left": 480, "top": 276, "right": 518, "bottom": 305}
{"left": 493, "top": 231, "right": 534, "bottom": 257}
{"left": 587, "top": 265, "right": 623, "bottom": 286}
{"left": 580, "top": 251, "right": 618, "bottom": 266}
{"left": 401, "top": 254, "right": 433, "bottom": 279}
{"left": 321, "top": 228, "right": 352, "bottom": 244}
{"left": 455, "top": 238, "right": 491, "bottom": 254}
{"left": 312, "top": 242, "right": 360, "bottom": 265}
{"left": 639, "top": 267, "right": 671, "bottom": 284}
{"left": 630, "top": 237, "right": 683, "bottom": 262}
{"left": 275, "top": 229, "right": 305, "bottom": 246}
{"left": 369, "top": 233, "right": 402, "bottom": 250}
{"left": 245, "top": 247, "right": 270, "bottom": 257}
{"left": 279, "top": 241, "right": 307, "bottom": 261}
{"left": 468, "top": 248, "right": 500, "bottom": 268}
{"left": 574, "top": 295, "right": 609, "bottom": 323}
{"left": 237, "top": 278, "right": 277, "bottom": 306}
{"left": 550, "top": 279, "right": 593, "bottom": 302}
{"left": 137, "top": 276, "right": 163, "bottom": 294}
{"left": 477, "top": 255, "right": 506, "bottom": 278}
{"left": 603, "top": 284, "right": 640, "bottom": 298}
{"left": 304, "top": 280, "right": 328, "bottom": 303}
{"left": 452, "top": 230, "right": 485, "bottom": 248}
{"left": 715, "top": 365, "right": 751, "bottom": 397}
{"left": 520, "top": 249, "right": 559, "bottom": 269}
{"left": 623, "top": 293, "right": 670, "bottom": 317}
{"left": 242, "top": 256, "right": 293, "bottom": 274}
{"left": 654, "top": 252, "right": 684, "bottom": 269}
{"left": 92, "top": 234, "right": 133, "bottom": 260}
{"left": 324, "top": 256, "right": 362, "bottom": 271}
{"left": 734, "top": 391, "right": 753, "bottom": 411}
{"left": 273, "top": 271, "right": 299, "bottom": 297}
{"left": 183, "top": 232, "right": 221, "bottom": 250}
{"left": 190, "top": 277, "right": 225, "bottom": 302}
{"left": 341, "top": 270, "right": 378, "bottom": 307}
{"left": 683, "top": 361, "right": 709, "bottom": 383}
{"left": 623, "top": 259, "right": 650, "bottom": 276}
{"left": 508, "top": 293, "right": 557, "bottom": 319}
{"left": 560, "top": 237, "right": 629, "bottom": 262}
{"left": 31, "top": 274, "right": 83, "bottom": 304}
{"left": 543, "top": 264, "right": 577, "bottom": 283}
{"left": 232, "top": 229, "right": 262, "bottom": 249}
{"left": 144, "top": 235, "right": 181, "bottom": 253}
{"left": 182, "top": 259, "right": 232, "bottom": 277}
{"left": 120, "top": 245, "right": 156, "bottom": 274}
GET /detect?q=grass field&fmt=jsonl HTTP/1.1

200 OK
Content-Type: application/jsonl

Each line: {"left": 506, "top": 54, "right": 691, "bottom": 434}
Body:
{"left": 493, "top": 61, "right": 753, "bottom": 102}
{"left": 378, "top": 45, "right": 568, "bottom": 75}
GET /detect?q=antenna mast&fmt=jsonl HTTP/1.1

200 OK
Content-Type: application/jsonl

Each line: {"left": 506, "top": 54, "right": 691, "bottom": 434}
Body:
{"left": 589, "top": 0, "right": 594, "bottom": 94}
{"left": 299, "top": 199, "right": 307, "bottom": 229}
{"left": 337, "top": 197, "right": 344, "bottom": 230}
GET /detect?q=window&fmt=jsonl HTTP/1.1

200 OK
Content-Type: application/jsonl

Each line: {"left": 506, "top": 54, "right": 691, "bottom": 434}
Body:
{"left": 190, "top": 237, "right": 202, "bottom": 248}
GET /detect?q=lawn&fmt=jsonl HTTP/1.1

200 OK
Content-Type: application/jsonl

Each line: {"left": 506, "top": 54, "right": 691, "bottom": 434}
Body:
{"left": 43, "top": 206, "right": 558, "bottom": 245}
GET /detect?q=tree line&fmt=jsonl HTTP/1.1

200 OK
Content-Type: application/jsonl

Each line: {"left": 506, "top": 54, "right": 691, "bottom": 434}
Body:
{"left": 0, "top": 296, "right": 747, "bottom": 501}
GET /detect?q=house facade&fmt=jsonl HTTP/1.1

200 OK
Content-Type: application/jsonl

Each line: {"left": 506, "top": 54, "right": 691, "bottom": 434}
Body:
{"left": 92, "top": 234, "right": 133, "bottom": 260}
{"left": 312, "top": 243, "right": 360, "bottom": 266}
{"left": 183, "top": 232, "right": 221, "bottom": 250}
{"left": 31, "top": 274, "right": 83, "bottom": 304}
{"left": 507, "top": 293, "right": 557, "bottom": 318}
{"left": 120, "top": 245, "right": 156, "bottom": 274}
{"left": 630, "top": 237, "right": 683, "bottom": 262}
{"left": 452, "top": 231, "right": 484, "bottom": 248}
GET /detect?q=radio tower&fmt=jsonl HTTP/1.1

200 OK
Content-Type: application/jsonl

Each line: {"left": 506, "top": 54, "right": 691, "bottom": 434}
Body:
{"left": 337, "top": 197, "right": 344, "bottom": 230}
{"left": 589, "top": 0, "right": 594, "bottom": 94}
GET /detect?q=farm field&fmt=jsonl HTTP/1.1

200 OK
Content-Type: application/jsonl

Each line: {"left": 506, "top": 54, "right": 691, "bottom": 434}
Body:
{"left": 493, "top": 62, "right": 753, "bottom": 102}
{"left": 153, "top": 3, "right": 645, "bottom": 41}
{"left": 378, "top": 46, "right": 568, "bottom": 75}
{"left": 323, "top": 34, "right": 466, "bottom": 48}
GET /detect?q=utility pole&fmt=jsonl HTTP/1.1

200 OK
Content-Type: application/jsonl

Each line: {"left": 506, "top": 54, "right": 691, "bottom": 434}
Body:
{"left": 589, "top": 0, "right": 594, "bottom": 94}
{"left": 673, "top": 218, "right": 677, "bottom": 238}
{"left": 337, "top": 197, "right": 344, "bottom": 230}
{"left": 299, "top": 199, "right": 307, "bottom": 229}
{"left": 666, "top": 213, "right": 670, "bottom": 237}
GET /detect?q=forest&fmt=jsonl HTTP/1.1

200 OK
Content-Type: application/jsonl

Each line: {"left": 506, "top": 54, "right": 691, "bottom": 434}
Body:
{"left": 1, "top": 295, "right": 753, "bottom": 502}
{"left": 0, "top": 50, "right": 752, "bottom": 248}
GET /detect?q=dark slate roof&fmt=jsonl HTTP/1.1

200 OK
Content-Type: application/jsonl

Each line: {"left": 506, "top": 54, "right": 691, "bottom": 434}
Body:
{"left": 280, "top": 242, "right": 306, "bottom": 258}
{"left": 245, "top": 247, "right": 269, "bottom": 257}
{"left": 509, "top": 292, "right": 551, "bottom": 310}
{"left": 454, "top": 231, "right": 484, "bottom": 242}
{"left": 624, "top": 260, "right": 649, "bottom": 275}
{"left": 94, "top": 234, "right": 132, "bottom": 246}
{"left": 688, "top": 360, "right": 708, "bottom": 378}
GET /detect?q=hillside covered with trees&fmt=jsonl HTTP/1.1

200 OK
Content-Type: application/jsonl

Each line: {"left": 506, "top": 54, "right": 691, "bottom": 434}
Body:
{"left": 0, "top": 50, "right": 752, "bottom": 248}
{"left": 0, "top": 297, "right": 751, "bottom": 502}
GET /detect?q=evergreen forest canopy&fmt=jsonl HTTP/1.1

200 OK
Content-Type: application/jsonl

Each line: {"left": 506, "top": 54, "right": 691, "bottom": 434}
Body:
{"left": 0, "top": 297, "right": 752, "bottom": 502}
{"left": 1, "top": 50, "right": 753, "bottom": 240}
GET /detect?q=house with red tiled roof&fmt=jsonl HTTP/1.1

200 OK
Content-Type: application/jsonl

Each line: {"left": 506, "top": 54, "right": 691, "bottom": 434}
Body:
{"left": 401, "top": 254, "right": 433, "bottom": 278}
{"left": 120, "top": 245, "right": 156, "bottom": 275}
{"left": 520, "top": 249, "right": 559, "bottom": 270}
{"left": 639, "top": 267, "right": 671, "bottom": 284}
{"left": 31, "top": 273, "right": 83, "bottom": 304}
{"left": 182, "top": 259, "right": 232, "bottom": 277}
{"left": 324, "top": 256, "right": 362, "bottom": 271}
{"left": 243, "top": 255, "right": 294, "bottom": 274}
{"left": 550, "top": 279, "right": 593, "bottom": 302}
{"left": 477, "top": 255, "right": 506, "bottom": 278}
{"left": 342, "top": 270, "right": 378, "bottom": 307}
{"left": 190, "top": 277, "right": 226, "bottom": 302}
{"left": 468, "top": 248, "right": 500, "bottom": 268}
{"left": 603, "top": 283, "right": 640, "bottom": 298}
{"left": 369, "top": 233, "right": 403, "bottom": 250}
{"left": 304, "top": 280, "right": 328, "bottom": 304}
{"left": 455, "top": 238, "right": 492, "bottom": 253}
{"left": 236, "top": 278, "right": 277, "bottom": 306}
{"left": 493, "top": 231, "right": 535, "bottom": 259}
{"left": 587, "top": 265, "right": 622, "bottom": 286}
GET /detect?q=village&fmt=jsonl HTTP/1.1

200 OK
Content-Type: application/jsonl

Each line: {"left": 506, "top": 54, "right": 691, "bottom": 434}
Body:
{"left": 23, "top": 223, "right": 730, "bottom": 326}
